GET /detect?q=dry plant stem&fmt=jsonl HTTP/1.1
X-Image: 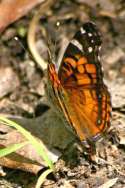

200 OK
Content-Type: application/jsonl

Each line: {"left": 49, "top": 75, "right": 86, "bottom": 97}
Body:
{"left": 27, "top": 0, "right": 55, "bottom": 70}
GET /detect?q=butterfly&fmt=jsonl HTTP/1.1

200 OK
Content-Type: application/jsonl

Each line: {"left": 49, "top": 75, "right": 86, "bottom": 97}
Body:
{"left": 47, "top": 22, "right": 111, "bottom": 152}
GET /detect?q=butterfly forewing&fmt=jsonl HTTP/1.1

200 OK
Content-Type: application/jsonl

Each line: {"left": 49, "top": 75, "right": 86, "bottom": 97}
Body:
{"left": 58, "top": 22, "right": 103, "bottom": 87}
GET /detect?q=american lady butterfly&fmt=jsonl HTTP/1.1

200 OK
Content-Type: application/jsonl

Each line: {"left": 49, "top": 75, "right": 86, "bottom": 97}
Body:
{"left": 47, "top": 22, "right": 111, "bottom": 151}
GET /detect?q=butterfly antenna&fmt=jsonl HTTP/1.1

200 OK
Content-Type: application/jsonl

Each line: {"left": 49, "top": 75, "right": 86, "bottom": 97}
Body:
{"left": 46, "top": 32, "right": 57, "bottom": 66}
{"left": 46, "top": 34, "right": 52, "bottom": 64}
{"left": 46, "top": 21, "right": 61, "bottom": 70}
{"left": 14, "top": 36, "right": 34, "bottom": 61}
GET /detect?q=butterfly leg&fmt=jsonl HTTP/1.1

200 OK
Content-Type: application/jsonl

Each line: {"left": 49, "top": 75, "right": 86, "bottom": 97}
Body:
{"left": 81, "top": 139, "right": 97, "bottom": 161}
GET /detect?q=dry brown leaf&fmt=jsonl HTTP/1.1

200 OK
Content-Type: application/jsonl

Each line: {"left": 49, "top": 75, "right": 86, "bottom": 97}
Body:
{"left": 0, "top": 0, "right": 44, "bottom": 32}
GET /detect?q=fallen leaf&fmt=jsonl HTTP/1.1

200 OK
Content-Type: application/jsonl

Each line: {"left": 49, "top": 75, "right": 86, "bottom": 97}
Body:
{"left": 0, "top": 0, "right": 44, "bottom": 32}
{"left": 0, "top": 110, "right": 75, "bottom": 174}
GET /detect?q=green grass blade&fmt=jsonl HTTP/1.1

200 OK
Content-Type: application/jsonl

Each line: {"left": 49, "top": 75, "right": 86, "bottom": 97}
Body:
{"left": 0, "top": 116, "right": 54, "bottom": 170}
{"left": 35, "top": 169, "right": 53, "bottom": 188}
{"left": 0, "top": 141, "right": 29, "bottom": 158}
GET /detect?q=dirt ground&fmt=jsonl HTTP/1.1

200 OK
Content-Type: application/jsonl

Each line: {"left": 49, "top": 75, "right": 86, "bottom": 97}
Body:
{"left": 0, "top": 0, "right": 125, "bottom": 187}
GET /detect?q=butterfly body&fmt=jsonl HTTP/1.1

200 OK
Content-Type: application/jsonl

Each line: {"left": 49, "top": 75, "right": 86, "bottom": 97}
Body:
{"left": 47, "top": 22, "right": 111, "bottom": 149}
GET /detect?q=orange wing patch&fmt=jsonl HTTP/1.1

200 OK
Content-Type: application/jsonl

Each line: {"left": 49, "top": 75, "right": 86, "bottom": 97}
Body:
{"left": 60, "top": 56, "right": 98, "bottom": 87}
{"left": 85, "top": 64, "right": 96, "bottom": 74}
{"left": 62, "top": 86, "right": 111, "bottom": 142}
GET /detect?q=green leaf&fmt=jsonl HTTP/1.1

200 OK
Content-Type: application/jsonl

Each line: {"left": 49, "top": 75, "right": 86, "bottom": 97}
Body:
{"left": 0, "top": 141, "right": 28, "bottom": 158}
{"left": 35, "top": 169, "right": 53, "bottom": 188}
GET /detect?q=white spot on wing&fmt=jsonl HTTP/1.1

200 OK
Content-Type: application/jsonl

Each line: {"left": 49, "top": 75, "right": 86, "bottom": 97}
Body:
{"left": 98, "top": 55, "right": 101, "bottom": 61}
{"left": 91, "top": 39, "right": 94, "bottom": 43}
{"left": 88, "top": 47, "right": 93, "bottom": 53}
{"left": 88, "top": 33, "right": 92, "bottom": 37}
{"left": 80, "top": 27, "right": 86, "bottom": 34}
{"left": 70, "top": 39, "right": 83, "bottom": 52}
{"left": 99, "top": 46, "right": 101, "bottom": 51}
{"left": 101, "top": 66, "right": 104, "bottom": 72}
